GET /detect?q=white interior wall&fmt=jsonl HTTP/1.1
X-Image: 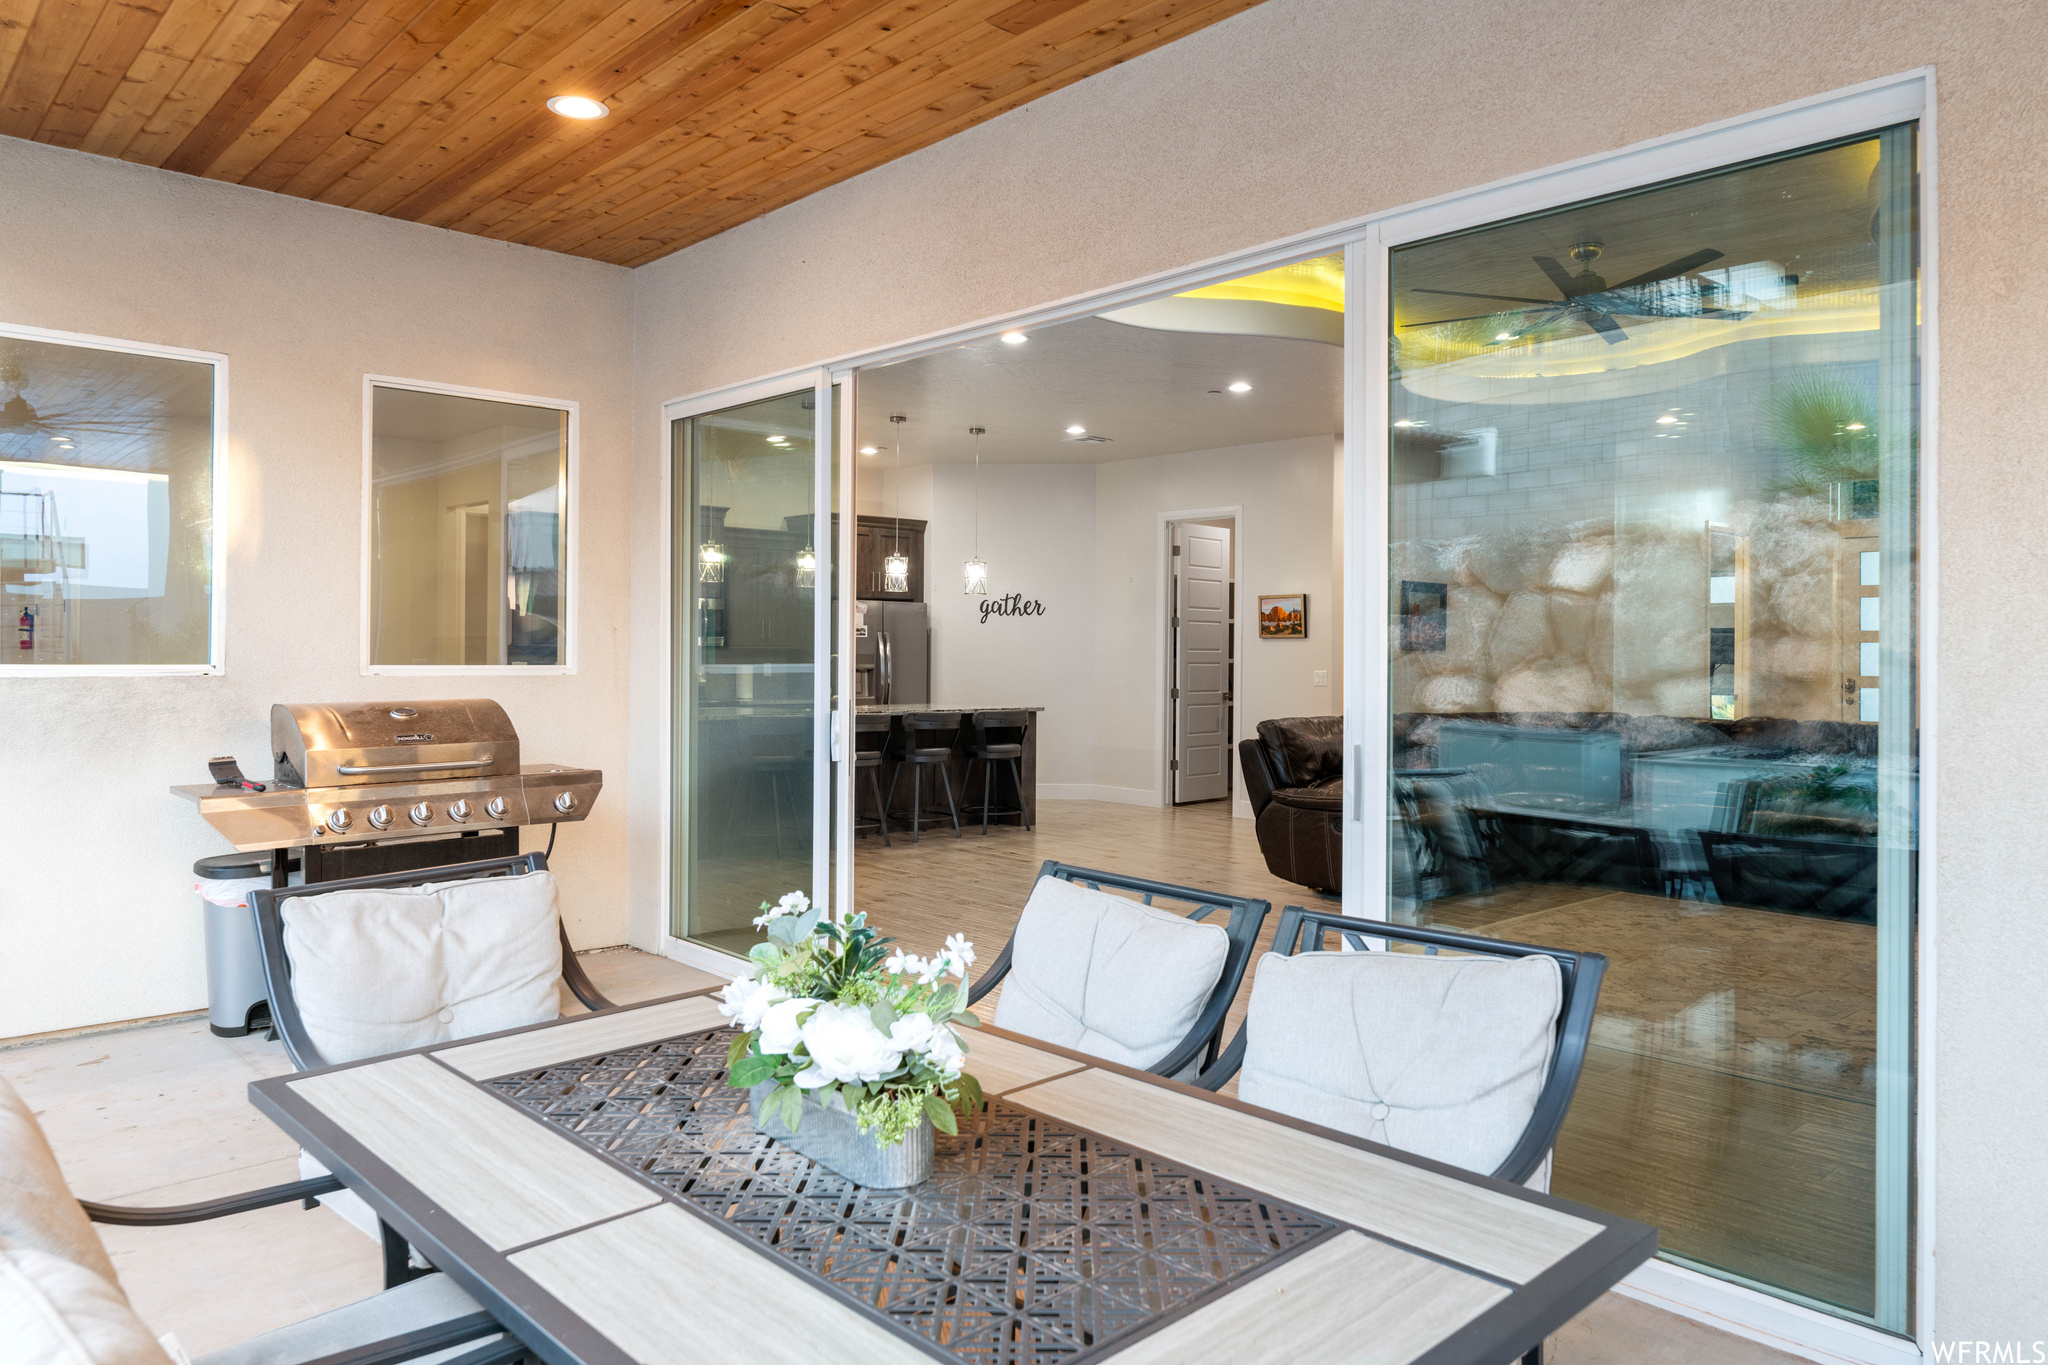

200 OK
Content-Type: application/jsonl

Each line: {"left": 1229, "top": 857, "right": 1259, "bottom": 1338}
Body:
{"left": 861, "top": 438, "right": 1339, "bottom": 807}
{"left": 0, "top": 136, "right": 635, "bottom": 1041}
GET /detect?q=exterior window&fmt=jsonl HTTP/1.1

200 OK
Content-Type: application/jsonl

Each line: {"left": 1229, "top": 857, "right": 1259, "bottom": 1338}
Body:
{"left": 1386, "top": 128, "right": 1918, "bottom": 1327}
{"left": 366, "top": 381, "right": 572, "bottom": 669}
{"left": 0, "top": 327, "right": 221, "bottom": 670}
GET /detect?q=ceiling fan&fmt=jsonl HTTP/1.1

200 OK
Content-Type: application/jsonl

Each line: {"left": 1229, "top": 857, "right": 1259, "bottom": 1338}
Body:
{"left": 0, "top": 343, "right": 162, "bottom": 453}
{"left": 1406, "top": 242, "right": 1754, "bottom": 345}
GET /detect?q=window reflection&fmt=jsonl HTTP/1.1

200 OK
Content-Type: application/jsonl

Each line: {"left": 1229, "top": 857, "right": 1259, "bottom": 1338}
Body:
{"left": 0, "top": 335, "right": 214, "bottom": 666}
{"left": 368, "top": 386, "right": 569, "bottom": 667}
{"left": 1387, "top": 130, "right": 1917, "bottom": 1322}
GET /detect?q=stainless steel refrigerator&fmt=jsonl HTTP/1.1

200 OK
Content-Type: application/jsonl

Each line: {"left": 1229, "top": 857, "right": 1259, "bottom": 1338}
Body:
{"left": 855, "top": 600, "right": 929, "bottom": 704}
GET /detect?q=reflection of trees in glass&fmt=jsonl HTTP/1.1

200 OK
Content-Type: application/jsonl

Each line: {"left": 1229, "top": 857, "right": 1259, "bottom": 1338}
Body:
{"left": 1765, "top": 377, "right": 1877, "bottom": 498}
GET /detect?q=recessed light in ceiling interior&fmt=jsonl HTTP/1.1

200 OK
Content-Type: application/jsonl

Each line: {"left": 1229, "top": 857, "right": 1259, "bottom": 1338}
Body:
{"left": 546, "top": 95, "right": 609, "bottom": 119}
{"left": 859, "top": 445, "right": 878, "bottom": 455}
{"left": 1065, "top": 424, "right": 1085, "bottom": 435}
{"left": 1227, "top": 381, "right": 1251, "bottom": 393}
{"left": 1000, "top": 332, "right": 1027, "bottom": 345}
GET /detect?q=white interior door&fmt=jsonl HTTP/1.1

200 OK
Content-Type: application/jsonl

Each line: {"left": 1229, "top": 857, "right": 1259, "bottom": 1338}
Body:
{"left": 1172, "top": 521, "right": 1231, "bottom": 803}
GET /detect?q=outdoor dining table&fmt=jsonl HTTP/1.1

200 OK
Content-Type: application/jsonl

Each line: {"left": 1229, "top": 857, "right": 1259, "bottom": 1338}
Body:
{"left": 249, "top": 986, "right": 1656, "bottom": 1365}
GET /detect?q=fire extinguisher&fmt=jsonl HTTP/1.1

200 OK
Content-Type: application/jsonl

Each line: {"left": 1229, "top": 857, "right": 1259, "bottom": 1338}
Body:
{"left": 17, "top": 606, "right": 32, "bottom": 652}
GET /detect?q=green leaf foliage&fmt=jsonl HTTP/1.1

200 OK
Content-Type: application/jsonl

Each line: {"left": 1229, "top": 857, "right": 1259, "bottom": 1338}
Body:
{"left": 923, "top": 1091, "right": 958, "bottom": 1136}
{"left": 728, "top": 1054, "right": 778, "bottom": 1088}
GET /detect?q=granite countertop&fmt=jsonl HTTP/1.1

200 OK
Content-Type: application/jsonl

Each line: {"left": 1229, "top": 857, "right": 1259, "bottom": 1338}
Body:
{"left": 855, "top": 703, "right": 1045, "bottom": 715}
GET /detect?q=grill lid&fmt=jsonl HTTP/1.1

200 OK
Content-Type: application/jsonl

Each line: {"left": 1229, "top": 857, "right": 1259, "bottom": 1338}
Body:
{"left": 271, "top": 700, "right": 521, "bottom": 789}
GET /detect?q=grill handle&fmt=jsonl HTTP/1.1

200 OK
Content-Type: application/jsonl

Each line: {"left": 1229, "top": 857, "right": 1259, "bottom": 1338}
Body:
{"left": 335, "top": 756, "right": 493, "bottom": 776}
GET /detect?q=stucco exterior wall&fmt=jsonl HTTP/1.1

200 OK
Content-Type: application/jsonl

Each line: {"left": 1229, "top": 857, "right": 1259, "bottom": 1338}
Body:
{"left": 627, "top": 0, "right": 2048, "bottom": 1342}
{"left": 0, "top": 136, "right": 636, "bottom": 1040}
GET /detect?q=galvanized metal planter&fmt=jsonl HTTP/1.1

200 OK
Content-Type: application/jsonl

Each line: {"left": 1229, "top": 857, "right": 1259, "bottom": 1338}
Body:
{"left": 749, "top": 1082, "right": 935, "bottom": 1187}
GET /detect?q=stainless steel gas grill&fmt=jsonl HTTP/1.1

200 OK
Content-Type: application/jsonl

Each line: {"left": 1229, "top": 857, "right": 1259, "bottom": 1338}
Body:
{"left": 172, "top": 699, "right": 601, "bottom": 857}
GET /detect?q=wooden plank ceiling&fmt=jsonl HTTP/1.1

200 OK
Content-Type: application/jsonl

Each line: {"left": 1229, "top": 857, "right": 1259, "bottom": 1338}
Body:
{"left": 0, "top": 0, "right": 1261, "bottom": 266}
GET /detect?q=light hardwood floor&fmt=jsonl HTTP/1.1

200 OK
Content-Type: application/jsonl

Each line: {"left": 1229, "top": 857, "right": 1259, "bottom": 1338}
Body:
{"left": 850, "top": 798, "right": 1879, "bottom": 1318}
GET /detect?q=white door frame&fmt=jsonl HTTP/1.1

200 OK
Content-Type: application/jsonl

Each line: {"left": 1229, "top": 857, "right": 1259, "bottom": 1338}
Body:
{"left": 656, "top": 367, "right": 834, "bottom": 977}
{"left": 651, "top": 68, "right": 1936, "bottom": 1362}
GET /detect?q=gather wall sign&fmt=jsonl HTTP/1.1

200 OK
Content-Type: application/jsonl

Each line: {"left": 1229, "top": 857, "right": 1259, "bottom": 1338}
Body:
{"left": 978, "top": 593, "right": 1046, "bottom": 623}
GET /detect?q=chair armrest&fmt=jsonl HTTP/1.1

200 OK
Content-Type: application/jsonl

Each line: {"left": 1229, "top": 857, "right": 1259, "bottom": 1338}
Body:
{"left": 1189, "top": 1024, "right": 1247, "bottom": 1091}
{"left": 82, "top": 1175, "right": 344, "bottom": 1226}
{"left": 1237, "top": 739, "right": 1276, "bottom": 818}
{"left": 965, "top": 935, "right": 1015, "bottom": 1006}
{"left": 284, "top": 1311, "right": 512, "bottom": 1365}
{"left": 559, "top": 922, "right": 615, "bottom": 1013}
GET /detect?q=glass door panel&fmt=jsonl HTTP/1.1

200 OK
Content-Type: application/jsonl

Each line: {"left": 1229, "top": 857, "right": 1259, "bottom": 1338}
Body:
{"left": 1385, "top": 129, "right": 1917, "bottom": 1325}
{"left": 672, "top": 388, "right": 821, "bottom": 953}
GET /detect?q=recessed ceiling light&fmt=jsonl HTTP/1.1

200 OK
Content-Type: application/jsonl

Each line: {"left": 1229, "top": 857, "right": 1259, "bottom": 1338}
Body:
{"left": 1656, "top": 415, "right": 1678, "bottom": 425}
{"left": 1494, "top": 332, "right": 1513, "bottom": 341}
{"left": 1227, "top": 381, "right": 1251, "bottom": 393}
{"left": 546, "top": 95, "right": 609, "bottom": 120}
{"left": 1065, "top": 424, "right": 1086, "bottom": 435}
{"left": 1393, "top": 420, "right": 1413, "bottom": 428}
{"left": 1000, "top": 332, "right": 1027, "bottom": 345}
{"left": 859, "top": 446, "right": 878, "bottom": 455}
{"left": 1844, "top": 422, "right": 1866, "bottom": 431}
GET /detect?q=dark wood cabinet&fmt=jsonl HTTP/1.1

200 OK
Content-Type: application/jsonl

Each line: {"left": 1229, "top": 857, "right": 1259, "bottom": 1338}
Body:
{"left": 856, "top": 516, "right": 925, "bottom": 601}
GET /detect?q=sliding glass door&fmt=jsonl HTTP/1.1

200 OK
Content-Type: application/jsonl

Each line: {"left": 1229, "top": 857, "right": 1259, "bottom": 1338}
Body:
{"left": 1377, "top": 128, "right": 1919, "bottom": 1326}
{"left": 670, "top": 377, "right": 835, "bottom": 954}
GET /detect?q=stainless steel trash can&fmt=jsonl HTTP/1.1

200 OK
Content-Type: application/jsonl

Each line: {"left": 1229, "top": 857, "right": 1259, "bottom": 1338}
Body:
{"left": 193, "top": 852, "right": 298, "bottom": 1038}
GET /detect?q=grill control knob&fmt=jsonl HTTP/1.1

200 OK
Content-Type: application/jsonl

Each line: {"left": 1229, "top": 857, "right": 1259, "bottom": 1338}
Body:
{"left": 448, "top": 799, "right": 471, "bottom": 823}
{"left": 327, "top": 808, "right": 354, "bottom": 833}
{"left": 368, "top": 805, "right": 393, "bottom": 831}
{"left": 485, "top": 796, "right": 508, "bottom": 820}
{"left": 409, "top": 802, "right": 433, "bottom": 826}
{"left": 554, "top": 792, "right": 578, "bottom": 815}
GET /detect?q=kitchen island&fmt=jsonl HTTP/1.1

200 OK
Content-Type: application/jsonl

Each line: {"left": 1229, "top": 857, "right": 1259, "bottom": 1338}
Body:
{"left": 854, "top": 704, "right": 1043, "bottom": 834}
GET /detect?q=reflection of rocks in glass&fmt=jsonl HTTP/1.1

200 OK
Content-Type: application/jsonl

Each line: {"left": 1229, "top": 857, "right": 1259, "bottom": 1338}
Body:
{"left": 1484, "top": 591, "right": 1555, "bottom": 677}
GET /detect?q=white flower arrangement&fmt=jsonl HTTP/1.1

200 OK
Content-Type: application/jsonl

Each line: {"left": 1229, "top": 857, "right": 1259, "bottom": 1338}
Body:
{"left": 718, "top": 892, "right": 983, "bottom": 1146}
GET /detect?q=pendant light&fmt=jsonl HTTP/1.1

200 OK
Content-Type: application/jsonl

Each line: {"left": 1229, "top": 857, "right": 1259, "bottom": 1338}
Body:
{"left": 884, "top": 414, "right": 910, "bottom": 593}
{"left": 963, "top": 425, "right": 988, "bottom": 596}
{"left": 795, "top": 543, "right": 816, "bottom": 595}
{"left": 698, "top": 442, "right": 725, "bottom": 583}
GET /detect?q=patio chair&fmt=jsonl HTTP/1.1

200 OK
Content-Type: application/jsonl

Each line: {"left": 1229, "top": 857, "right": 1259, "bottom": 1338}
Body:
{"left": 1193, "top": 906, "right": 1605, "bottom": 1189}
{"left": 247, "top": 852, "right": 611, "bottom": 1284}
{"left": 0, "top": 1074, "right": 525, "bottom": 1365}
{"left": 966, "top": 861, "right": 1269, "bottom": 1079}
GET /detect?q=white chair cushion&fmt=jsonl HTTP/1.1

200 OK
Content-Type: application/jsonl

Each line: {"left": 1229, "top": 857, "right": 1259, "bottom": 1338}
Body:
{"left": 993, "top": 877, "right": 1229, "bottom": 1071}
{"left": 283, "top": 870, "right": 564, "bottom": 1064}
{"left": 0, "top": 1240, "right": 170, "bottom": 1365}
{"left": 192, "top": 1268, "right": 492, "bottom": 1365}
{"left": 0, "top": 1077, "right": 123, "bottom": 1293}
{"left": 1238, "top": 948, "right": 1561, "bottom": 1177}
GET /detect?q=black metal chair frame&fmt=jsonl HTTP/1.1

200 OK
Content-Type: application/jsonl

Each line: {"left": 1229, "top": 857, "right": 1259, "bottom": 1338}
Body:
{"left": 248, "top": 851, "right": 611, "bottom": 1293}
{"left": 966, "top": 860, "right": 1271, "bottom": 1079}
{"left": 852, "top": 713, "right": 893, "bottom": 847}
{"left": 78, "top": 1178, "right": 525, "bottom": 1365}
{"left": 884, "top": 711, "right": 963, "bottom": 841}
{"left": 962, "top": 709, "right": 1031, "bottom": 835}
{"left": 1192, "top": 906, "right": 1606, "bottom": 1189}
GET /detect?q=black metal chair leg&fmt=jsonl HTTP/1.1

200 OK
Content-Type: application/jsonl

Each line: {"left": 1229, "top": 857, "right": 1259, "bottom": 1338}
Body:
{"left": 938, "top": 764, "right": 961, "bottom": 838}
{"left": 981, "top": 757, "right": 993, "bottom": 835}
{"left": 381, "top": 1219, "right": 425, "bottom": 1289}
{"left": 1522, "top": 1342, "right": 1543, "bottom": 1365}
{"left": 864, "top": 766, "right": 891, "bottom": 847}
{"left": 910, "top": 765, "right": 923, "bottom": 843}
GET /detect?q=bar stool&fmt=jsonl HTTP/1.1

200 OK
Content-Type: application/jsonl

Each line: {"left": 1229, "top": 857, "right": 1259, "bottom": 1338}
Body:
{"left": 963, "top": 710, "right": 1032, "bottom": 835}
{"left": 725, "top": 727, "right": 809, "bottom": 855}
{"left": 853, "top": 713, "right": 893, "bottom": 847}
{"left": 885, "top": 712, "right": 963, "bottom": 841}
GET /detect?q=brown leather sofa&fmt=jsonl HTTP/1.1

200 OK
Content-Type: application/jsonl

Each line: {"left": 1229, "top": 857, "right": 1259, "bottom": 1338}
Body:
{"left": 1238, "top": 716, "right": 1344, "bottom": 894}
